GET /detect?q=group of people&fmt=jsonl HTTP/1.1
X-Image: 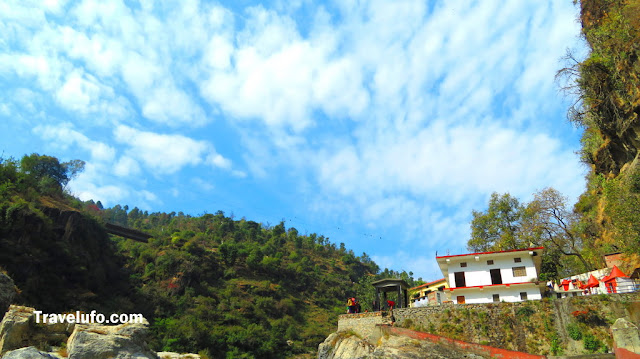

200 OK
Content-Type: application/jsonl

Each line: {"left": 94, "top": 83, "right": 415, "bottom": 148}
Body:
{"left": 346, "top": 297, "right": 397, "bottom": 313}
{"left": 346, "top": 297, "right": 361, "bottom": 314}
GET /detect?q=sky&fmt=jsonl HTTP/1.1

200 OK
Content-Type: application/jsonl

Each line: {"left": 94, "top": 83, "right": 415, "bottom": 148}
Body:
{"left": 1, "top": 0, "right": 588, "bottom": 281}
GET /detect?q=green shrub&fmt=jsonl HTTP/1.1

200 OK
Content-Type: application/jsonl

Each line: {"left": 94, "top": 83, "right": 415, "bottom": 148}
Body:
{"left": 550, "top": 332, "right": 563, "bottom": 355}
{"left": 567, "top": 322, "right": 582, "bottom": 340}
{"left": 516, "top": 305, "right": 535, "bottom": 318}
{"left": 584, "top": 333, "right": 602, "bottom": 352}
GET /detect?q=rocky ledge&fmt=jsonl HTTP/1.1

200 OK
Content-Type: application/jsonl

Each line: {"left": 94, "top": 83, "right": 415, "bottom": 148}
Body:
{"left": 0, "top": 306, "right": 199, "bottom": 359}
{"left": 317, "top": 330, "right": 488, "bottom": 359}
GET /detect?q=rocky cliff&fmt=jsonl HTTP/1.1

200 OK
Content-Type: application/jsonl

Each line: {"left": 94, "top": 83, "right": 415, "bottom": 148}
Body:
{"left": 571, "top": 0, "right": 640, "bottom": 266}
{"left": 0, "top": 203, "right": 134, "bottom": 314}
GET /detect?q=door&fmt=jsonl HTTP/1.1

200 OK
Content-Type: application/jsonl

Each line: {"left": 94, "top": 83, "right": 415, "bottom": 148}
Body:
{"left": 490, "top": 268, "right": 502, "bottom": 285}
{"left": 454, "top": 272, "right": 466, "bottom": 287}
{"left": 456, "top": 296, "right": 465, "bottom": 304}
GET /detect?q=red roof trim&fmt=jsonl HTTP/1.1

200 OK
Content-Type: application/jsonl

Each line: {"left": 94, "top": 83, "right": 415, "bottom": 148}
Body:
{"left": 447, "top": 281, "right": 538, "bottom": 291}
{"left": 436, "top": 247, "right": 544, "bottom": 259}
{"left": 410, "top": 278, "right": 446, "bottom": 291}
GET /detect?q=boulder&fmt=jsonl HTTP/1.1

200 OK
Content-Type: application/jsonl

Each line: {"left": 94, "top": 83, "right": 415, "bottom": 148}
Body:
{"left": 0, "top": 273, "right": 17, "bottom": 315}
{"left": 66, "top": 319, "right": 158, "bottom": 359}
{"left": 156, "top": 353, "right": 200, "bottom": 359}
{"left": 612, "top": 317, "right": 640, "bottom": 355}
{"left": 317, "top": 330, "right": 489, "bottom": 359}
{"left": 317, "top": 332, "right": 374, "bottom": 359}
{"left": 0, "top": 306, "right": 35, "bottom": 355}
{"left": 0, "top": 306, "right": 75, "bottom": 356}
{"left": 1, "top": 346, "right": 57, "bottom": 359}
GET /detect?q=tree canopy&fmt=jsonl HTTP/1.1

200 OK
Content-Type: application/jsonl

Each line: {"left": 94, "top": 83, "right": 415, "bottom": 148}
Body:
{"left": 468, "top": 188, "right": 594, "bottom": 279}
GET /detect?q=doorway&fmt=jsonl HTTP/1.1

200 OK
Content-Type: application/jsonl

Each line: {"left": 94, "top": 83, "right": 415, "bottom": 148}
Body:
{"left": 454, "top": 272, "right": 466, "bottom": 287}
{"left": 490, "top": 268, "right": 502, "bottom": 285}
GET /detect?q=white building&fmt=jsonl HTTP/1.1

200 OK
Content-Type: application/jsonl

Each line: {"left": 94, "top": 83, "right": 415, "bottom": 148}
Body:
{"left": 436, "top": 247, "right": 545, "bottom": 304}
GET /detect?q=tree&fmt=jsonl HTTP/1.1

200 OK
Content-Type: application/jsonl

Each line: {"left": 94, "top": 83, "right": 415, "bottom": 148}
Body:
{"left": 467, "top": 188, "right": 593, "bottom": 277}
{"left": 521, "top": 188, "right": 593, "bottom": 272}
{"left": 467, "top": 193, "right": 525, "bottom": 252}
{"left": 19, "top": 153, "right": 85, "bottom": 188}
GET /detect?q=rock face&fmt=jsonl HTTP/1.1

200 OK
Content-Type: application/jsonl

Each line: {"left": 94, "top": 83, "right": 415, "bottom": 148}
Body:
{"left": 317, "top": 330, "right": 488, "bottom": 359}
{"left": 0, "top": 305, "right": 75, "bottom": 356}
{"left": 317, "top": 332, "right": 374, "bottom": 359}
{"left": 156, "top": 353, "right": 201, "bottom": 359}
{"left": 611, "top": 317, "right": 640, "bottom": 355}
{"left": 0, "top": 306, "right": 159, "bottom": 359}
{"left": 65, "top": 319, "right": 157, "bottom": 359}
{"left": 1, "top": 346, "right": 57, "bottom": 359}
{"left": 0, "top": 306, "right": 35, "bottom": 354}
{"left": 0, "top": 273, "right": 17, "bottom": 315}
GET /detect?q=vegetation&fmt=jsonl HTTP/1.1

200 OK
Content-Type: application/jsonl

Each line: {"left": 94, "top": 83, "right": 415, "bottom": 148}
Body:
{"left": 0, "top": 152, "right": 421, "bottom": 358}
{"left": 468, "top": 0, "right": 640, "bottom": 277}
{"left": 467, "top": 188, "right": 593, "bottom": 279}
{"left": 560, "top": 0, "right": 640, "bottom": 268}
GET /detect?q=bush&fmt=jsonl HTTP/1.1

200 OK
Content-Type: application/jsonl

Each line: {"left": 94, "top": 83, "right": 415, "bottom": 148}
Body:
{"left": 550, "top": 332, "right": 563, "bottom": 355}
{"left": 583, "top": 333, "right": 602, "bottom": 352}
{"left": 567, "top": 323, "right": 582, "bottom": 340}
{"left": 516, "top": 306, "right": 535, "bottom": 318}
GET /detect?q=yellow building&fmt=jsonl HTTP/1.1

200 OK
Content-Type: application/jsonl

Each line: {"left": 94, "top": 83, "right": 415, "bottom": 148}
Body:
{"left": 409, "top": 278, "right": 448, "bottom": 307}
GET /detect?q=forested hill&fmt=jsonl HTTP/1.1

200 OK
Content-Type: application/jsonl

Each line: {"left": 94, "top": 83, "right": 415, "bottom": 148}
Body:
{"left": 0, "top": 153, "right": 421, "bottom": 358}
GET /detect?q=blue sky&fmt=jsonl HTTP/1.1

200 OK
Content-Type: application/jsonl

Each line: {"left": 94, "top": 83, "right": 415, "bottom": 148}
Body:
{"left": 1, "top": 0, "right": 587, "bottom": 281}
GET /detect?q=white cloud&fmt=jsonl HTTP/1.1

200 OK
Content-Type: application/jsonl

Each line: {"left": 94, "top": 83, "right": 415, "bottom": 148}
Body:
{"left": 200, "top": 6, "right": 370, "bottom": 133}
{"left": 192, "top": 177, "right": 214, "bottom": 192}
{"left": 68, "top": 161, "right": 160, "bottom": 210}
{"left": 34, "top": 123, "right": 115, "bottom": 162}
{"left": 113, "top": 156, "right": 141, "bottom": 177}
{"left": 113, "top": 125, "right": 232, "bottom": 174}
{"left": 55, "top": 70, "right": 101, "bottom": 112}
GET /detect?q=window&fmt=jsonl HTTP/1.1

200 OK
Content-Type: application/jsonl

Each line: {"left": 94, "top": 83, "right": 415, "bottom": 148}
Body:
{"left": 487, "top": 260, "right": 494, "bottom": 265}
{"left": 520, "top": 292, "right": 528, "bottom": 301}
{"left": 457, "top": 296, "right": 465, "bottom": 304}
{"left": 492, "top": 294, "right": 500, "bottom": 302}
{"left": 512, "top": 266, "right": 526, "bottom": 277}
{"left": 514, "top": 257, "right": 522, "bottom": 263}
{"left": 460, "top": 262, "right": 467, "bottom": 267}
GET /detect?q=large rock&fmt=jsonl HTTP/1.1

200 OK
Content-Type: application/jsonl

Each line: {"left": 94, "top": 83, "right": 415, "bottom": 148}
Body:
{"left": 317, "top": 330, "right": 488, "bottom": 359}
{"left": 156, "top": 353, "right": 200, "bottom": 359}
{"left": 612, "top": 317, "right": 640, "bottom": 355}
{"left": 317, "top": 332, "right": 374, "bottom": 359}
{"left": 66, "top": 319, "right": 158, "bottom": 359}
{"left": 0, "top": 273, "right": 17, "bottom": 315}
{"left": 0, "top": 306, "right": 75, "bottom": 356}
{"left": 0, "top": 306, "right": 35, "bottom": 355}
{"left": 1, "top": 346, "right": 57, "bottom": 359}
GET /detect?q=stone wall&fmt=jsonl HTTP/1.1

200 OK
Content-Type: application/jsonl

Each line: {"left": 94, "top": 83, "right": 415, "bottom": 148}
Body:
{"left": 336, "top": 293, "right": 640, "bottom": 356}
{"left": 337, "top": 312, "right": 392, "bottom": 341}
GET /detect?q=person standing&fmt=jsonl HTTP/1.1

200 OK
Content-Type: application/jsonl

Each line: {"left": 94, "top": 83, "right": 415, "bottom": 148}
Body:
{"left": 347, "top": 297, "right": 354, "bottom": 313}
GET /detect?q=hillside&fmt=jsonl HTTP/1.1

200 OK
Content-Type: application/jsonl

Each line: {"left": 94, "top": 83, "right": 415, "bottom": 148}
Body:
{"left": 0, "top": 153, "right": 422, "bottom": 358}
{"left": 568, "top": 0, "right": 640, "bottom": 268}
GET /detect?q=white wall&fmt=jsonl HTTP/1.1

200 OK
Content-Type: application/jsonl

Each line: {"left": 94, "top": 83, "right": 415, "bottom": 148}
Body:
{"left": 450, "top": 285, "right": 542, "bottom": 304}
{"left": 446, "top": 252, "right": 538, "bottom": 288}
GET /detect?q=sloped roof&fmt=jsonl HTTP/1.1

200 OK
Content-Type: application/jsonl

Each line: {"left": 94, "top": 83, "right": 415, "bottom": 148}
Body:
{"left": 603, "top": 265, "right": 628, "bottom": 282}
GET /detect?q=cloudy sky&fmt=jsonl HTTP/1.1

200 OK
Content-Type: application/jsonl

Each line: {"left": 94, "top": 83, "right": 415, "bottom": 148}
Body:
{"left": 1, "top": 0, "right": 587, "bottom": 280}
